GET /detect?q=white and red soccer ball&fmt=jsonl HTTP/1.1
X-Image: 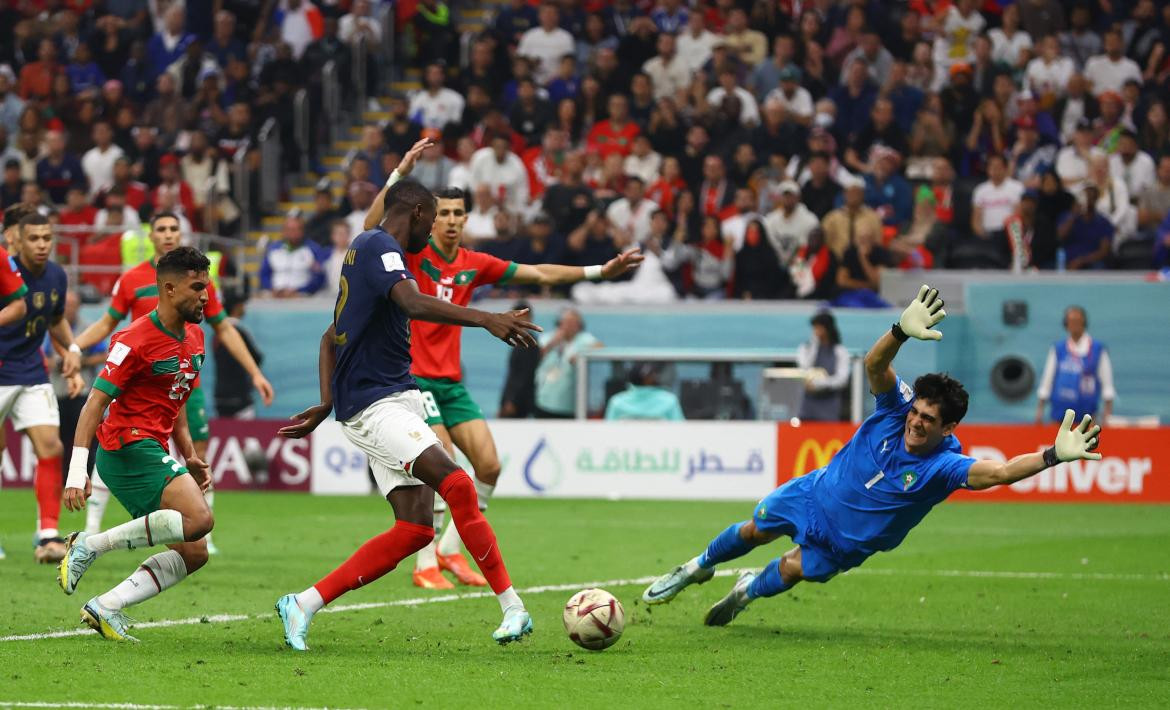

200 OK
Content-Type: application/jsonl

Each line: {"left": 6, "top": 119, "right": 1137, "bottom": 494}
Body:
{"left": 563, "top": 588, "right": 625, "bottom": 650}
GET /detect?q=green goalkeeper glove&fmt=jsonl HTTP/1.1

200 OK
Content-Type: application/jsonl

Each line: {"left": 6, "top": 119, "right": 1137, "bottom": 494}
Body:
{"left": 897, "top": 284, "right": 947, "bottom": 341}
{"left": 1052, "top": 409, "right": 1103, "bottom": 462}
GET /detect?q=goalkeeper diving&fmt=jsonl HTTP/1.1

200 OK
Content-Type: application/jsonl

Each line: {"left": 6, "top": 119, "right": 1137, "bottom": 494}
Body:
{"left": 643, "top": 285, "right": 1103, "bottom": 626}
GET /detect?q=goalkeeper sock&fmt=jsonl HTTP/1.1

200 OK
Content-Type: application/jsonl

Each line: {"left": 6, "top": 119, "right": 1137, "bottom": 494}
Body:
{"left": 85, "top": 471, "right": 110, "bottom": 536}
{"left": 698, "top": 522, "right": 753, "bottom": 568}
{"left": 747, "top": 558, "right": 793, "bottom": 599}
{"left": 438, "top": 470, "right": 511, "bottom": 594}
{"left": 98, "top": 550, "right": 188, "bottom": 610}
{"left": 86, "top": 509, "right": 186, "bottom": 555}
{"left": 313, "top": 520, "right": 434, "bottom": 605}
{"left": 34, "top": 456, "right": 62, "bottom": 539}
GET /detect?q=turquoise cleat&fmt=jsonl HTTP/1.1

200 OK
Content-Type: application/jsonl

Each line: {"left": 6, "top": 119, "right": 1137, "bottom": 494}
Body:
{"left": 275, "top": 594, "right": 313, "bottom": 651}
{"left": 58, "top": 532, "right": 96, "bottom": 595}
{"left": 642, "top": 561, "right": 715, "bottom": 605}
{"left": 81, "top": 598, "right": 138, "bottom": 642}
{"left": 492, "top": 608, "right": 533, "bottom": 645}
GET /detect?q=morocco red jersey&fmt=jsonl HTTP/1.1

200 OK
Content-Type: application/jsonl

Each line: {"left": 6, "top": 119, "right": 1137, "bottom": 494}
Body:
{"left": 107, "top": 259, "right": 226, "bottom": 326}
{"left": 586, "top": 120, "right": 641, "bottom": 159}
{"left": 93, "top": 310, "right": 205, "bottom": 451}
{"left": 1, "top": 246, "right": 28, "bottom": 304}
{"left": 406, "top": 240, "right": 516, "bottom": 381}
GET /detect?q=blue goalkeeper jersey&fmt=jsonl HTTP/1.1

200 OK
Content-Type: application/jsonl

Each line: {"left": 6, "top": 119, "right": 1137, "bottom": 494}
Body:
{"left": 808, "top": 377, "right": 976, "bottom": 557}
{"left": 330, "top": 228, "right": 418, "bottom": 422}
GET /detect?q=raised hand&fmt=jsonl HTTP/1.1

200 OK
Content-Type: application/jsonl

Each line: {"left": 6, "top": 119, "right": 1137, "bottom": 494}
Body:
{"left": 898, "top": 284, "right": 947, "bottom": 341}
{"left": 601, "top": 247, "right": 645, "bottom": 279}
{"left": 1054, "top": 409, "right": 1103, "bottom": 462}
{"left": 396, "top": 138, "right": 434, "bottom": 178}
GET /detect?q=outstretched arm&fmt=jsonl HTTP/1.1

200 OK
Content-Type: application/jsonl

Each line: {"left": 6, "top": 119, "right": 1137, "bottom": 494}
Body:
{"left": 967, "top": 410, "right": 1101, "bottom": 490}
{"left": 864, "top": 284, "right": 946, "bottom": 394}
{"left": 364, "top": 137, "right": 432, "bottom": 231}
{"left": 390, "top": 278, "right": 541, "bottom": 347}
{"left": 507, "top": 248, "right": 643, "bottom": 286}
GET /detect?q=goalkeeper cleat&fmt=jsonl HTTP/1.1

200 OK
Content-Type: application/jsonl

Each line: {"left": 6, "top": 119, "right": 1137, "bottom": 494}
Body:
{"left": 276, "top": 593, "right": 313, "bottom": 651}
{"left": 438, "top": 552, "right": 488, "bottom": 587}
{"left": 492, "top": 607, "right": 533, "bottom": 645}
{"left": 58, "top": 532, "right": 96, "bottom": 595}
{"left": 642, "top": 561, "right": 715, "bottom": 605}
{"left": 703, "top": 570, "right": 756, "bottom": 627}
{"left": 81, "top": 599, "right": 138, "bottom": 642}
{"left": 412, "top": 566, "right": 455, "bottom": 590}
{"left": 35, "top": 537, "right": 67, "bottom": 564}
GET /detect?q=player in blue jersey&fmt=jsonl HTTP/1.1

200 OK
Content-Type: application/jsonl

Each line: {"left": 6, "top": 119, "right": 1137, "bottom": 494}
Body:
{"left": 274, "top": 178, "right": 541, "bottom": 650}
{"left": 0, "top": 213, "right": 84, "bottom": 563}
{"left": 642, "top": 285, "right": 1104, "bottom": 626}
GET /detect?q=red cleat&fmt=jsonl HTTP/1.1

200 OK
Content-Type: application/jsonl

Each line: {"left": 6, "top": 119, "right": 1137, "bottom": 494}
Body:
{"left": 438, "top": 553, "right": 488, "bottom": 587}
{"left": 412, "top": 566, "right": 454, "bottom": 590}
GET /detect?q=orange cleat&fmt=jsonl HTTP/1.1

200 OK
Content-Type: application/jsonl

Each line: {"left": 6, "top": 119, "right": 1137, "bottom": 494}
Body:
{"left": 412, "top": 566, "right": 454, "bottom": 590}
{"left": 438, "top": 552, "right": 488, "bottom": 587}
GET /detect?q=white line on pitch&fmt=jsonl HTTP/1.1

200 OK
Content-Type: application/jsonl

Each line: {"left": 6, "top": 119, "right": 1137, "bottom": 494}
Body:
{"left": 3, "top": 567, "right": 1166, "bottom": 643}
{"left": 0, "top": 703, "right": 363, "bottom": 710}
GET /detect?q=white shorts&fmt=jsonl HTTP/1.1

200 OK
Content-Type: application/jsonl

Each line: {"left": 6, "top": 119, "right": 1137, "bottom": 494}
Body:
{"left": 0, "top": 383, "right": 60, "bottom": 431}
{"left": 341, "top": 390, "right": 441, "bottom": 497}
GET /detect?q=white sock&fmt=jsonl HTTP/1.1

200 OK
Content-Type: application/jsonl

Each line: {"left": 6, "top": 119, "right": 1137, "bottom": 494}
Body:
{"left": 415, "top": 498, "right": 447, "bottom": 570}
{"left": 474, "top": 477, "right": 495, "bottom": 512}
{"left": 296, "top": 586, "right": 325, "bottom": 615}
{"left": 437, "top": 520, "right": 464, "bottom": 556}
{"left": 86, "top": 509, "right": 185, "bottom": 555}
{"left": 497, "top": 586, "right": 523, "bottom": 614}
{"left": 85, "top": 472, "right": 110, "bottom": 536}
{"left": 416, "top": 540, "right": 439, "bottom": 570}
{"left": 97, "top": 550, "right": 187, "bottom": 610}
{"left": 38, "top": 528, "right": 60, "bottom": 540}
{"left": 203, "top": 489, "right": 214, "bottom": 546}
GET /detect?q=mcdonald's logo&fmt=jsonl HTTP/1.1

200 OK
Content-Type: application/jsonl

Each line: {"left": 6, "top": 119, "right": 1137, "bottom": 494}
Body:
{"left": 792, "top": 438, "right": 845, "bottom": 477}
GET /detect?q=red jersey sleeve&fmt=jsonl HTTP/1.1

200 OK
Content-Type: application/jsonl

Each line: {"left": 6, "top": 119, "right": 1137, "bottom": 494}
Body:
{"left": 469, "top": 250, "right": 517, "bottom": 287}
{"left": 204, "top": 279, "right": 226, "bottom": 324}
{"left": 107, "top": 272, "right": 134, "bottom": 322}
{"left": 92, "top": 331, "right": 146, "bottom": 399}
{"left": 0, "top": 247, "right": 28, "bottom": 304}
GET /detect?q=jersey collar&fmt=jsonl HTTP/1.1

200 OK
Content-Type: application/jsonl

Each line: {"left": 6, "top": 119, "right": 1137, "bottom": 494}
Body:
{"left": 427, "top": 237, "right": 459, "bottom": 264}
{"left": 149, "top": 309, "right": 186, "bottom": 341}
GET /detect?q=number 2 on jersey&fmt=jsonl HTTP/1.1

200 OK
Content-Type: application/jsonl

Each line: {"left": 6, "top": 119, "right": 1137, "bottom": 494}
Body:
{"left": 333, "top": 275, "right": 349, "bottom": 345}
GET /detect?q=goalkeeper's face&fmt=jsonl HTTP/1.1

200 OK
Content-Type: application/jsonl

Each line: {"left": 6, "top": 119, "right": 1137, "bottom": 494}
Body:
{"left": 904, "top": 400, "right": 956, "bottom": 454}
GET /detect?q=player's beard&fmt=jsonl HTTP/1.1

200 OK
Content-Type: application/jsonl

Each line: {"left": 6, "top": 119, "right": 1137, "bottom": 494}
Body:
{"left": 179, "top": 301, "right": 206, "bottom": 324}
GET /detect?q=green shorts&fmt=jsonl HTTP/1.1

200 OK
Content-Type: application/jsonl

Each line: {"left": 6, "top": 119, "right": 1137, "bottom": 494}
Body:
{"left": 96, "top": 439, "right": 189, "bottom": 519}
{"left": 414, "top": 376, "right": 485, "bottom": 429}
{"left": 185, "top": 385, "right": 210, "bottom": 442}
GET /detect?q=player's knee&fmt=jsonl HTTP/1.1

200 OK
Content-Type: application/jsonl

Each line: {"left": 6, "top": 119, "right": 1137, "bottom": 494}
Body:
{"left": 184, "top": 509, "right": 215, "bottom": 541}
{"left": 779, "top": 553, "right": 803, "bottom": 584}
{"left": 475, "top": 459, "right": 501, "bottom": 486}
{"left": 740, "top": 520, "right": 776, "bottom": 546}
{"left": 37, "top": 437, "right": 64, "bottom": 460}
{"left": 439, "top": 471, "right": 477, "bottom": 510}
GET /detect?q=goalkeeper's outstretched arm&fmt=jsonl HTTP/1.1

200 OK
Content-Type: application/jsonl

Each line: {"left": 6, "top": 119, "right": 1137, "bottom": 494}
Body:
{"left": 864, "top": 284, "right": 947, "bottom": 395}
{"left": 967, "top": 410, "right": 1102, "bottom": 489}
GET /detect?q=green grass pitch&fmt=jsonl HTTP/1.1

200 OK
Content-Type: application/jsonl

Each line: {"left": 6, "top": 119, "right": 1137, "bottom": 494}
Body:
{"left": 1, "top": 490, "right": 1168, "bottom": 708}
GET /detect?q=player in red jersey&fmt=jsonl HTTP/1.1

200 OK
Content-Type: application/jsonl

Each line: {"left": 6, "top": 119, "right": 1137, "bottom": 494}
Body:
{"left": 74, "top": 212, "right": 274, "bottom": 554}
{"left": 366, "top": 140, "right": 643, "bottom": 588}
{"left": 57, "top": 247, "right": 215, "bottom": 642}
{"left": 1, "top": 204, "right": 32, "bottom": 561}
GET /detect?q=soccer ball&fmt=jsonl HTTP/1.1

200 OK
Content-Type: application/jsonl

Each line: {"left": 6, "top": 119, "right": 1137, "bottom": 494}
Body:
{"left": 563, "top": 588, "right": 625, "bottom": 650}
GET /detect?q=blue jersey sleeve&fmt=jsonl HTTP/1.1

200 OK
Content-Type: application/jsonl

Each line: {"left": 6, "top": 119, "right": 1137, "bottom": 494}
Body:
{"left": 931, "top": 451, "right": 977, "bottom": 492}
{"left": 874, "top": 376, "right": 915, "bottom": 418}
{"left": 52, "top": 267, "right": 67, "bottom": 319}
{"left": 361, "top": 231, "right": 414, "bottom": 297}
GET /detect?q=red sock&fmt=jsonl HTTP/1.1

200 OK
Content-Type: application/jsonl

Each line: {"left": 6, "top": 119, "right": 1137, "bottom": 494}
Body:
{"left": 313, "top": 520, "right": 433, "bottom": 605}
{"left": 439, "top": 470, "right": 512, "bottom": 594}
{"left": 35, "top": 456, "right": 62, "bottom": 536}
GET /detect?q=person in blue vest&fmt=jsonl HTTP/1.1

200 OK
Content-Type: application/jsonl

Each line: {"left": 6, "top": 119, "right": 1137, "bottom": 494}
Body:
{"left": 1035, "top": 305, "right": 1115, "bottom": 425}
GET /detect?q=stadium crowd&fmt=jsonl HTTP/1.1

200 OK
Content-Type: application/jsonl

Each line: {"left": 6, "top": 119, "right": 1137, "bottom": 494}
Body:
{"left": 4, "top": 1, "right": 1170, "bottom": 307}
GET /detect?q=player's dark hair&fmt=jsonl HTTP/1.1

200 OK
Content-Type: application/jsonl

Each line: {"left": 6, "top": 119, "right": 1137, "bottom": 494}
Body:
{"left": 151, "top": 211, "right": 181, "bottom": 229}
{"left": 156, "top": 246, "right": 210, "bottom": 277}
{"left": 18, "top": 213, "right": 49, "bottom": 233}
{"left": 4, "top": 203, "right": 36, "bottom": 230}
{"left": 435, "top": 186, "right": 468, "bottom": 210}
{"left": 385, "top": 178, "right": 436, "bottom": 216}
{"left": 913, "top": 373, "right": 969, "bottom": 426}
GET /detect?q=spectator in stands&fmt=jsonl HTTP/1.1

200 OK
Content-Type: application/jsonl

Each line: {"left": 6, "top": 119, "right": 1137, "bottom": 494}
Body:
{"left": 409, "top": 63, "right": 465, "bottom": 131}
{"left": 764, "top": 66, "right": 813, "bottom": 126}
{"left": 534, "top": 307, "right": 601, "bottom": 418}
{"left": 383, "top": 92, "right": 421, "bottom": 156}
{"left": 1004, "top": 190, "right": 1058, "bottom": 270}
{"left": 510, "top": 78, "right": 553, "bottom": 147}
{"left": 147, "top": 3, "right": 195, "bottom": 80}
{"left": 448, "top": 136, "right": 476, "bottom": 192}
{"left": 605, "top": 176, "right": 655, "bottom": 246}
{"left": 1058, "top": 185, "right": 1113, "bottom": 270}
{"left": 720, "top": 186, "right": 760, "bottom": 251}
{"left": 623, "top": 135, "right": 661, "bottom": 187}
{"left": 1055, "top": 75, "right": 1099, "bottom": 144}
{"left": 1087, "top": 152, "right": 1135, "bottom": 246}
{"left": 339, "top": 0, "right": 381, "bottom": 109}
{"left": 275, "top": 0, "right": 324, "bottom": 61}
{"left": 587, "top": 94, "right": 641, "bottom": 160}
{"left": 305, "top": 180, "right": 341, "bottom": 247}
{"left": 470, "top": 133, "right": 530, "bottom": 216}
{"left": 829, "top": 58, "right": 877, "bottom": 145}
{"left": 575, "top": 14, "right": 618, "bottom": 70}
{"left": 1, "top": 159, "right": 22, "bottom": 208}
{"left": 413, "top": 0, "right": 460, "bottom": 67}
{"left": 81, "top": 121, "right": 123, "bottom": 199}
{"left": 1035, "top": 305, "right": 1114, "bottom": 425}
{"left": 834, "top": 215, "right": 891, "bottom": 309}
{"left": 58, "top": 186, "right": 97, "bottom": 253}
{"left": 821, "top": 175, "right": 881, "bottom": 259}
{"left": 696, "top": 154, "right": 733, "bottom": 218}
{"left": 208, "top": 10, "right": 247, "bottom": 68}
{"left": 92, "top": 186, "right": 138, "bottom": 236}
{"left": 464, "top": 183, "right": 499, "bottom": 243}
{"left": 651, "top": 0, "right": 689, "bottom": 34}
{"left": 708, "top": 67, "right": 761, "bottom": 128}
{"left": 36, "top": 130, "right": 85, "bottom": 205}
{"left": 521, "top": 128, "right": 566, "bottom": 201}
{"left": 409, "top": 135, "right": 451, "bottom": 193}
{"left": 323, "top": 219, "right": 351, "bottom": 296}
{"left": 1136, "top": 155, "right": 1170, "bottom": 244}
{"left": 546, "top": 55, "right": 580, "bottom": 105}
{"left": 764, "top": 180, "right": 819, "bottom": 269}
{"left": 518, "top": 3, "right": 574, "bottom": 86}
{"left": 732, "top": 217, "right": 788, "bottom": 300}
{"left": 151, "top": 154, "right": 197, "bottom": 226}
{"left": 845, "top": 97, "right": 908, "bottom": 176}
{"left": 1084, "top": 30, "right": 1141, "bottom": 97}
{"left": 605, "top": 362, "right": 684, "bottom": 421}
{"left": 0, "top": 66, "right": 23, "bottom": 136}
{"left": 260, "top": 213, "right": 327, "bottom": 297}
{"left": 494, "top": 0, "right": 539, "bottom": 47}
{"left": 1110, "top": 130, "right": 1155, "bottom": 200}
{"left": 863, "top": 148, "right": 912, "bottom": 231}
{"left": 972, "top": 154, "right": 1025, "bottom": 249}
{"left": 844, "top": 29, "right": 894, "bottom": 88}
{"left": 19, "top": 38, "right": 60, "bottom": 101}
{"left": 643, "top": 33, "right": 689, "bottom": 102}
{"left": 542, "top": 151, "right": 594, "bottom": 233}
{"left": 66, "top": 44, "right": 105, "bottom": 96}
{"left": 989, "top": 3, "right": 1033, "bottom": 70}
{"left": 678, "top": 9, "right": 718, "bottom": 72}
{"left": 345, "top": 181, "right": 377, "bottom": 238}
{"left": 1010, "top": 116, "right": 1057, "bottom": 189}
{"left": 347, "top": 126, "right": 388, "bottom": 187}
{"left": 797, "top": 311, "right": 851, "bottom": 422}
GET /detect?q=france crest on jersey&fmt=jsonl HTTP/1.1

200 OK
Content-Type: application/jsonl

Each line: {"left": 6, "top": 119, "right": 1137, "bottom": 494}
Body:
{"left": 808, "top": 377, "right": 976, "bottom": 557}
{"left": 331, "top": 228, "right": 418, "bottom": 421}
